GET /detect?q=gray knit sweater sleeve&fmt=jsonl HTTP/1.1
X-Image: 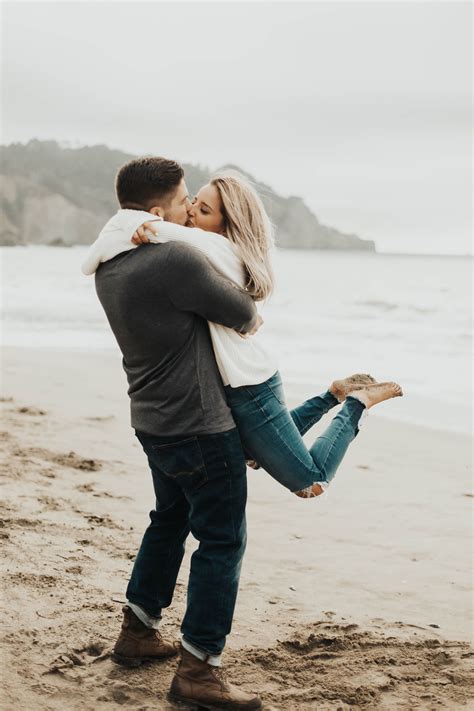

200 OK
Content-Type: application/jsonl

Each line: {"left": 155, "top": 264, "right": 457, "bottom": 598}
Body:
{"left": 162, "top": 241, "right": 257, "bottom": 334}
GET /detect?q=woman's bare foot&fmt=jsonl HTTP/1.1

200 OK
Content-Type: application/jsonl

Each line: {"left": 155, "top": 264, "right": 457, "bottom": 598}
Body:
{"left": 347, "top": 381, "right": 403, "bottom": 409}
{"left": 330, "top": 373, "right": 377, "bottom": 402}
{"left": 294, "top": 482, "right": 325, "bottom": 498}
{"left": 246, "top": 460, "right": 260, "bottom": 470}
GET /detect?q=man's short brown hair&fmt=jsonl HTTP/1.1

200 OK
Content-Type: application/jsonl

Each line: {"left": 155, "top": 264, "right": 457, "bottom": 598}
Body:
{"left": 115, "top": 157, "right": 184, "bottom": 210}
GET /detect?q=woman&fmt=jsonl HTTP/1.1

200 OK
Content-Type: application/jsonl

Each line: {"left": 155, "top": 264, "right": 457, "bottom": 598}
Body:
{"left": 82, "top": 174, "right": 402, "bottom": 498}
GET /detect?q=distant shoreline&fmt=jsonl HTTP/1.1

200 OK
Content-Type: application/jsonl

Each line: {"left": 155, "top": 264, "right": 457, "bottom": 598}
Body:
{"left": 378, "top": 251, "right": 473, "bottom": 258}
{"left": 1, "top": 244, "right": 471, "bottom": 258}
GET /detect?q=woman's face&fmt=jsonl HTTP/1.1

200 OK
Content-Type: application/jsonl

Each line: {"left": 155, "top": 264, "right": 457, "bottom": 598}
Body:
{"left": 187, "top": 183, "right": 226, "bottom": 234}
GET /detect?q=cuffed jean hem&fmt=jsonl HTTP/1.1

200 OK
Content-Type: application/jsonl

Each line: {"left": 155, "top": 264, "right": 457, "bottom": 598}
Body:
{"left": 127, "top": 601, "right": 161, "bottom": 630}
{"left": 227, "top": 372, "right": 368, "bottom": 495}
{"left": 289, "top": 397, "right": 366, "bottom": 492}
{"left": 126, "top": 593, "right": 163, "bottom": 621}
{"left": 289, "top": 479, "right": 325, "bottom": 494}
{"left": 344, "top": 396, "right": 367, "bottom": 434}
{"left": 182, "top": 636, "right": 222, "bottom": 666}
{"left": 293, "top": 480, "right": 330, "bottom": 498}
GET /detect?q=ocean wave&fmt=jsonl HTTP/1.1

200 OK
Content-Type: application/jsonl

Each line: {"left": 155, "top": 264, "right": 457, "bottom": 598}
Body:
{"left": 356, "top": 299, "right": 399, "bottom": 311}
{"left": 2, "top": 246, "right": 471, "bottom": 433}
{"left": 356, "top": 300, "right": 439, "bottom": 316}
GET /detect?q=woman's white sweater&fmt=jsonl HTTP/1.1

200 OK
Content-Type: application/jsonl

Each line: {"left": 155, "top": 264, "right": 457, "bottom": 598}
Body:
{"left": 81, "top": 210, "right": 278, "bottom": 388}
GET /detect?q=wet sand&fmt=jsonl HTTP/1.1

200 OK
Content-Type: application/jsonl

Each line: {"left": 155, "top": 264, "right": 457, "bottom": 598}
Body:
{"left": 1, "top": 346, "right": 473, "bottom": 709}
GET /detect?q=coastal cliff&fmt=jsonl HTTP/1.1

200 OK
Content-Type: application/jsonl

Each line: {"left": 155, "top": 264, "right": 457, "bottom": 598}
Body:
{"left": 1, "top": 140, "right": 375, "bottom": 250}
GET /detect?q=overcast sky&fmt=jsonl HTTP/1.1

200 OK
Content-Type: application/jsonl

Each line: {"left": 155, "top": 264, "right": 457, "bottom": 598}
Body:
{"left": 2, "top": 0, "right": 472, "bottom": 254}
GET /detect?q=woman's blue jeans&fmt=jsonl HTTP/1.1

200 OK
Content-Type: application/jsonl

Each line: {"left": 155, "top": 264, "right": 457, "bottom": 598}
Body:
{"left": 225, "top": 371, "right": 365, "bottom": 492}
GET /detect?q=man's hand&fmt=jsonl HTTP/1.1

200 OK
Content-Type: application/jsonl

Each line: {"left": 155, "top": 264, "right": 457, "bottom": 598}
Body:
{"left": 131, "top": 221, "right": 160, "bottom": 246}
{"left": 237, "top": 313, "right": 263, "bottom": 338}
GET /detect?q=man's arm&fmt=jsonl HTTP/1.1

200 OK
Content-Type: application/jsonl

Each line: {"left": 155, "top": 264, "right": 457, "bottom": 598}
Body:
{"left": 163, "top": 242, "right": 257, "bottom": 333}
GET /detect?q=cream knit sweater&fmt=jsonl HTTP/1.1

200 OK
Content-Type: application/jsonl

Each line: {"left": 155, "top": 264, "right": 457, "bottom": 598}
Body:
{"left": 81, "top": 210, "right": 278, "bottom": 387}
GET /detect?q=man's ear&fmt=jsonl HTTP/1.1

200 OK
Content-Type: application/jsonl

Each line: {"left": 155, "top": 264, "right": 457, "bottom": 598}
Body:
{"left": 148, "top": 205, "right": 165, "bottom": 218}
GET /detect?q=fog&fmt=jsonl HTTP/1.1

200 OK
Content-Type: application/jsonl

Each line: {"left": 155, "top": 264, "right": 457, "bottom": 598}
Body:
{"left": 3, "top": 0, "right": 472, "bottom": 253}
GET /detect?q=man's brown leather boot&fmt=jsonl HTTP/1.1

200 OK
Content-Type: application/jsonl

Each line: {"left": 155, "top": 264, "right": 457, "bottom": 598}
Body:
{"left": 169, "top": 645, "right": 262, "bottom": 710}
{"left": 112, "top": 605, "right": 178, "bottom": 667}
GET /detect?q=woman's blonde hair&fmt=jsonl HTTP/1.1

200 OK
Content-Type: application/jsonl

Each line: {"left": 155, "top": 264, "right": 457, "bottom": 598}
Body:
{"left": 210, "top": 173, "right": 275, "bottom": 301}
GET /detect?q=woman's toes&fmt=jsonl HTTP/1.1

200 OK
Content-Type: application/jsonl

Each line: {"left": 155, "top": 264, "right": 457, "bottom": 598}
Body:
{"left": 350, "top": 381, "right": 403, "bottom": 409}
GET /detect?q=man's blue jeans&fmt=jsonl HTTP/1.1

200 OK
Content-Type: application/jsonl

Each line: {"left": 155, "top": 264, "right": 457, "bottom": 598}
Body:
{"left": 126, "top": 427, "right": 247, "bottom": 656}
{"left": 225, "top": 371, "right": 365, "bottom": 492}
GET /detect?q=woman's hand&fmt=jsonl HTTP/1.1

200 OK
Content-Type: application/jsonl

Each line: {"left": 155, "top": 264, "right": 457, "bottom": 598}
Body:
{"left": 131, "top": 221, "right": 160, "bottom": 245}
{"left": 237, "top": 313, "right": 264, "bottom": 338}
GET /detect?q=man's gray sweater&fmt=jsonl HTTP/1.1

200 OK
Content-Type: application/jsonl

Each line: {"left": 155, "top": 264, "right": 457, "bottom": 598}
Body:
{"left": 95, "top": 240, "right": 257, "bottom": 436}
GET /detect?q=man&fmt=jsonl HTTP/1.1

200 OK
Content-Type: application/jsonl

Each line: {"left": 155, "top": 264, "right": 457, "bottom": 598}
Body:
{"left": 95, "top": 156, "right": 262, "bottom": 710}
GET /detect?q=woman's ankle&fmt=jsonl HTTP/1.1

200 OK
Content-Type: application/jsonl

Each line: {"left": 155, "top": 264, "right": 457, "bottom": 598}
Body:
{"left": 294, "top": 482, "right": 327, "bottom": 498}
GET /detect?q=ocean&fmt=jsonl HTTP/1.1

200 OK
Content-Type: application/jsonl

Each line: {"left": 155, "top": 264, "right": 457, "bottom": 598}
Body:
{"left": 1, "top": 246, "right": 472, "bottom": 435}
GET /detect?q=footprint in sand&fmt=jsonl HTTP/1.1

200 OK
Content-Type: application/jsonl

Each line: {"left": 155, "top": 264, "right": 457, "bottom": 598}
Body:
{"left": 6, "top": 572, "right": 58, "bottom": 589}
{"left": 1, "top": 516, "right": 40, "bottom": 529}
{"left": 12, "top": 446, "right": 102, "bottom": 472}
{"left": 239, "top": 622, "right": 474, "bottom": 709}
{"left": 65, "top": 565, "right": 83, "bottom": 575}
{"left": 76, "top": 483, "right": 96, "bottom": 493}
{"left": 47, "top": 641, "right": 109, "bottom": 673}
{"left": 37, "top": 495, "right": 63, "bottom": 511}
{"left": 39, "top": 468, "right": 56, "bottom": 479}
{"left": 76, "top": 538, "right": 93, "bottom": 546}
{"left": 83, "top": 513, "right": 122, "bottom": 529}
{"left": 53, "top": 451, "right": 101, "bottom": 471}
{"left": 14, "top": 406, "right": 47, "bottom": 416}
{"left": 0, "top": 502, "right": 19, "bottom": 515}
{"left": 82, "top": 601, "right": 116, "bottom": 612}
{"left": 75, "top": 483, "right": 130, "bottom": 501}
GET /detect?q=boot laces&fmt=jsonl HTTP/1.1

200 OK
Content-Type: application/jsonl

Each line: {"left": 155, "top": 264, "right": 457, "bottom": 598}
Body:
{"left": 212, "top": 665, "right": 230, "bottom": 689}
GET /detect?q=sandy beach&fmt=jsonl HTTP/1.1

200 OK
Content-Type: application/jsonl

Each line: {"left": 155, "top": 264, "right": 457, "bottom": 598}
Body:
{"left": 1, "top": 345, "right": 473, "bottom": 709}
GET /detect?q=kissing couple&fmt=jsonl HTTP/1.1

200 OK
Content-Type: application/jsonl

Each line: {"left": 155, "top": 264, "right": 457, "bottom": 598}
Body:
{"left": 82, "top": 156, "right": 402, "bottom": 710}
